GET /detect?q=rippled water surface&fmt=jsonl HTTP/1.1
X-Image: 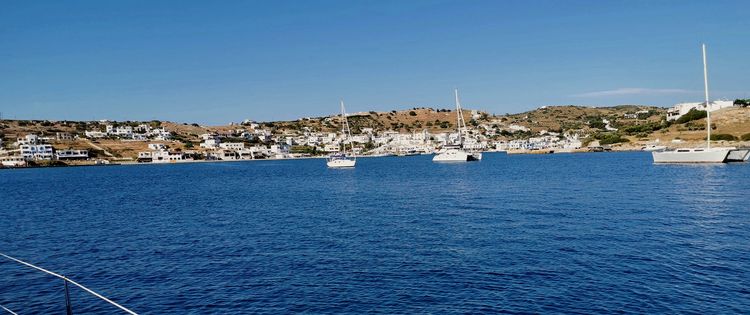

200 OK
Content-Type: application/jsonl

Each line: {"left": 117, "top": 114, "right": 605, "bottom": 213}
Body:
{"left": 1, "top": 152, "right": 749, "bottom": 313}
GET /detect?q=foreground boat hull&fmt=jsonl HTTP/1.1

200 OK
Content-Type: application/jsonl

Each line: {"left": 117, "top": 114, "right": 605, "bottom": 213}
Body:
{"left": 652, "top": 148, "right": 731, "bottom": 163}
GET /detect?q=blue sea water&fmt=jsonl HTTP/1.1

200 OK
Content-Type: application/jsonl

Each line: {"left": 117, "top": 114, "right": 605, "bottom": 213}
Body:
{"left": 1, "top": 152, "right": 749, "bottom": 314}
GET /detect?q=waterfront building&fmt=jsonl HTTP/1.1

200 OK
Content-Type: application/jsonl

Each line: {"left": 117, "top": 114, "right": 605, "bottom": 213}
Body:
{"left": 20, "top": 144, "right": 54, "bottom": 160}
{"left": 55, "top": 149, "right": 89, "bottom": 160}
{"left": 215, "top": 149, "right": 240, "bottom": 160}
{"left": 137, "top": 151, "right": 153, "bottom": 162}
{"left": 219, "top": 142, "right": 245, "bottom": 150}
{"left": 152, "top": 150, "right": 186, "bottom": 163}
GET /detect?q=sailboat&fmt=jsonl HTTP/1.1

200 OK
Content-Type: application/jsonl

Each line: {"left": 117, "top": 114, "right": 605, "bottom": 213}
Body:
{"left": 327, "top": 100, "right": 357, "bottom": 168}
{"left": 652, "top": 44, "right": 733, "bottom": 163}
{"left": 432, "top": 89, "right": 482, "bottom": 162}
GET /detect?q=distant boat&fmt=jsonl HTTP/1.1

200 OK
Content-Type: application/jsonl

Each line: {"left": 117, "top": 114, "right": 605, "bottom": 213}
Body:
{"left": 1, "top": 156, "right": 26, "bottom": 167}
{"left": 433, "top": 89, "right": 482, "bottom": 162}
{"left": 652, "top": 44, "right": 733, "bottom": 163}
{"left": 327, "top": 101, "right": 357, "bottom": 168}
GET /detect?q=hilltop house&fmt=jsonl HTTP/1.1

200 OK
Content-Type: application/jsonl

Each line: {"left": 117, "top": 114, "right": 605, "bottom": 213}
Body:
{"left": 55, "top": 132, "right": 74, "bottom": 141}
{"left": 85, "top": 130, "right": 106, "bottom": 138}
{"left": 667, "top": 100, "right": 735, "bottom": 121}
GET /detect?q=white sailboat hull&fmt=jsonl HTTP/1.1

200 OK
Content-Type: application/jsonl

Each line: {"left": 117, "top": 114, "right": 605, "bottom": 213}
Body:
{"left": 652, "top": 148, "right": 731, "bottom": 163}
{"left": 327, "top": 158, "right": 356, "bottom": 168}
{"left": 432, "top": 149, "right": 480, "bottom": 162}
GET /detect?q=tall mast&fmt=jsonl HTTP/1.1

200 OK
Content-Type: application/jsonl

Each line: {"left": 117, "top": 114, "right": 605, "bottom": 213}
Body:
{"left": 455, "top": 89, "right": 464, "bottom": 145}
{"left": 702, "top": 43, "right": 711, "bottom": 149}
{"left": 340, "top": 100, "right": 355, "bottom": 157}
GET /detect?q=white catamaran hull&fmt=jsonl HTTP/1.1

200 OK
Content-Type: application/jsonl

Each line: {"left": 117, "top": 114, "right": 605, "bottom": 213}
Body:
{"left": 652, "top": 148, "right": 731, "bottom": 163}
{"left": 327, "top": 158, "right": 356, "bottom": 168}
{"left": 726, "top": 148, "right": 750, "bottom": 162}
{"left": 432, "top": 149, "right": 480, "bottom": 162}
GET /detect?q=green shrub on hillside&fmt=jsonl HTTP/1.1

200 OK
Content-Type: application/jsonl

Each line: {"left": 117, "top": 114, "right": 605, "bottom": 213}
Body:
{"left": 684, "top": 121, "right": 709, "bottom": 131}
{"left": 591, "top": 132, "right": 630, "bottom": 145}
{"left": 710, "top": 134, "right": 736, "bottom": 141}
{"left": 741, "top": 133, "right": 750, "bottom": 141}
{"left": 622, "top": 121, "right": 670, "bottom": 135}
{"left": 599, "top": 134, "right": 630, "bottom": 145}
{"left": 588, "top": 119, "right": 606, "bottom": 129}
{"left": 676, "top": 109, "right": 707, "bottom": 124}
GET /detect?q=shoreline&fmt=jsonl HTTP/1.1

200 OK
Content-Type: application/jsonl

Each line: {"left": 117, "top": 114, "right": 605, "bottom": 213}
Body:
{"left": 0, "top": 149, "right": 661, "bottom": 170}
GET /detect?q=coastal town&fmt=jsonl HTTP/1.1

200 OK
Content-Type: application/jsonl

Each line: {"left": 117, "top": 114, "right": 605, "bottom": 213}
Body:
{"left": 1, "top": 99, "right": 749, "bottom": 168}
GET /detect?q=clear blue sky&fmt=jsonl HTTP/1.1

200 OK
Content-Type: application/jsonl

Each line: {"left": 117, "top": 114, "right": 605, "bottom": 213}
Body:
{"left": 1, "top": 0, "right": 748, "bottom": 124}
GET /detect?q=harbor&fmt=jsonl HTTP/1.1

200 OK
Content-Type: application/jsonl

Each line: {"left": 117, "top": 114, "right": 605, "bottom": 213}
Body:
{"left": 2, "top": 152, "right": 750, "bottom": 313}
{"left": 3, "top": 0, "right": 750, "bottom": 314}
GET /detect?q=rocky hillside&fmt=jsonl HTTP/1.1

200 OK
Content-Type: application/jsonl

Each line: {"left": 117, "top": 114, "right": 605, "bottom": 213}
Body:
{"left": 2, "top": 105, "right": 750, "bottom": 158}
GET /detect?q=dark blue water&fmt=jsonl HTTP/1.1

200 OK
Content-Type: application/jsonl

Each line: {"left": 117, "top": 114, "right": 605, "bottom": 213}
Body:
{"left": 1, "top": 152, "right": 749, "bottom": 314}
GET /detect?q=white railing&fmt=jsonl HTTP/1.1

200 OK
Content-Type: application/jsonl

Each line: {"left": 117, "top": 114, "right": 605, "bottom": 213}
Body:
{"left": 0, "top": 252, "right": 138, "bottom": 315}
{"left": 0, "top": 305, "right": 18, "bottom": 315}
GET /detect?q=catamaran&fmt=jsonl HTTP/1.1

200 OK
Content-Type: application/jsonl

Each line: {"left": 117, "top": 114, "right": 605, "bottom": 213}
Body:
{"left": 327, "top": 101, "right": 357, "bottom": 168}
{"left": 652, "top": 44, "right": 733, "bottom": 163}
{"left": 433, "top": 89, "right": 482, "bottom": 162}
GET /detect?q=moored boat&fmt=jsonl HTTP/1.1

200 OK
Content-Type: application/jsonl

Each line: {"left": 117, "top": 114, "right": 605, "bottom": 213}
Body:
{"left": 652, "top": 44, "right": 733, "bottom": 164}
{"left": 327, "top": 101, "right": 357, "bottom": 168}
{"left": 653, "top": 147, "right": 731, "bottom": 163}
{"left": 432, "top": 89, "right": 481, "bottom": 163}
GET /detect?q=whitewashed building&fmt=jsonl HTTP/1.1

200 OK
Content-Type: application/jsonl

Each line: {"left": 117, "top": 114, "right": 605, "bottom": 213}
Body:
{"left": 200, "top": 138, "right": 221, "bottom": 149}
{"left": 56, "top": 149, "right": 89, "bottom": 160}
{"left": 15, "top": 134, "right": 39, "bottom": 146}
{"left": 85, "top": 131, "right": 106, "bottom": 138}
{"left": 20, "top": 144, "right": 54, "bottom": 160}
{"left": 55, "top": 132, "right": 74, "bottom": 141}
{"left": 219, "top": 142, "right": 245, "bottom": 150}
{"left": 667, "top": 100, "right": 735, "bottom": 121}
